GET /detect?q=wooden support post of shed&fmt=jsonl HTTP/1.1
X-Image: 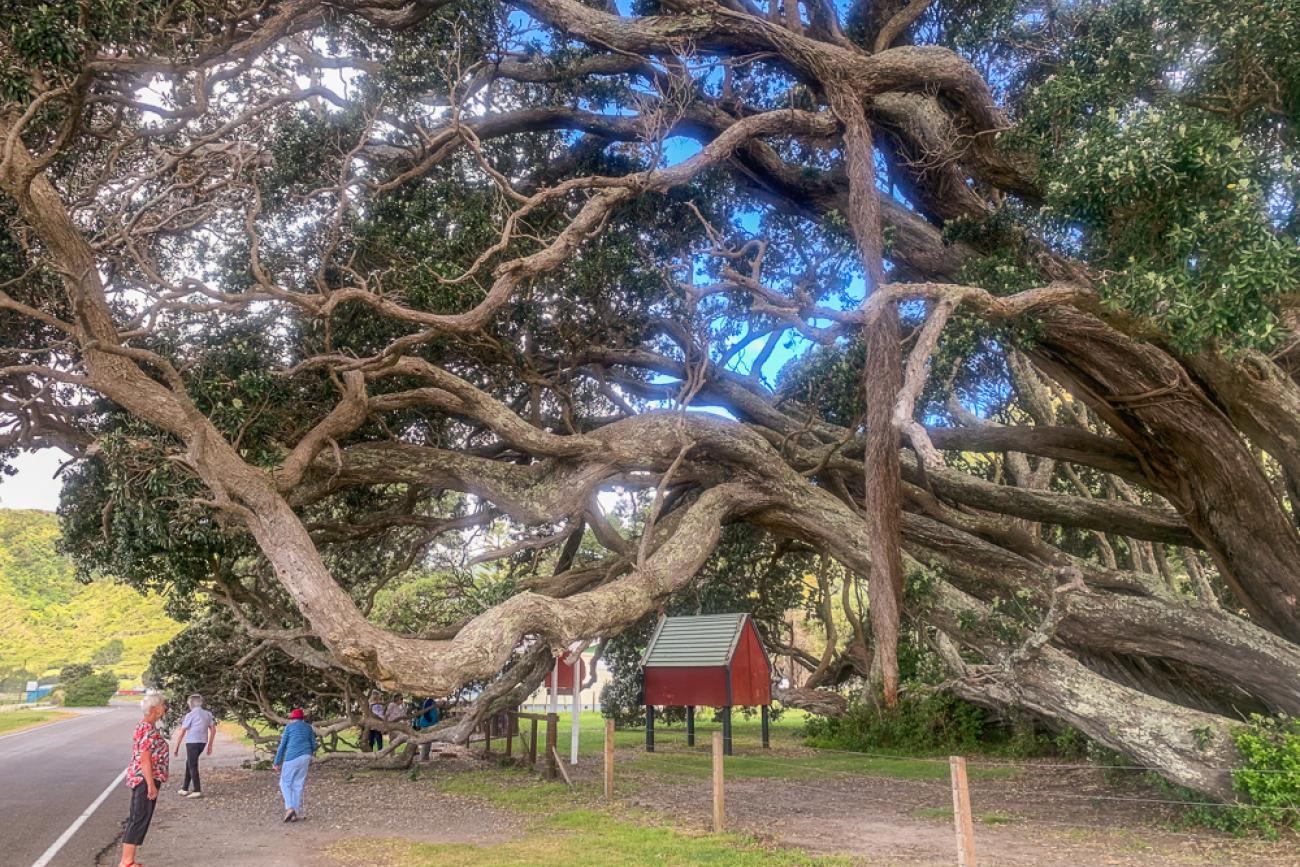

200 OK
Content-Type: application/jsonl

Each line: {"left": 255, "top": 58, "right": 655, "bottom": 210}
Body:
{"left": 711, "top": 730, "right": 725, "bottom": 832}
{"left": 604, "top": 717, "right": 615, "bottom": 800}
{"left": 645, "top": 704, "right": 655, "bottom": 752}
{"left": 545, "top": 712, "right": 559, "bottom": 781}
{"left": 761, "top": 704, "right": 770, "bottom": 748}
{"left": 721, "top": 706, "right": 733, "bottom": 756}
{"left": 686, "top": 706, "right": 695, "bottom": 746}
{"left": 949, "top": 755, "right": 977, "bottom": 867}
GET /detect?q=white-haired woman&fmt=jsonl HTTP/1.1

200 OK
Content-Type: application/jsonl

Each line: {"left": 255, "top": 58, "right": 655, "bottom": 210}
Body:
{"left": 173, "top": 693, "right": 216, "bottom": 798}
{"left": 119, "top": 693, "right": 169, "bottom": 867}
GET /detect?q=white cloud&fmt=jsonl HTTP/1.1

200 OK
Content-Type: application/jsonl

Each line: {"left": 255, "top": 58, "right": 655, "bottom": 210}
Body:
{"left": 0, "top": 449, "right": 66, "bottom": 512}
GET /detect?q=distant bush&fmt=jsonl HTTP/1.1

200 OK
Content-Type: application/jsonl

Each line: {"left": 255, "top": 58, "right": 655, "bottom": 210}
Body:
{"left": 801, "top": 692, "right": 1087, "bottom": 759}
{"left": 802, "top": 693, "right": 988, "bottom": 754}
{"left": 59, "top": 662, "right": 94, "bottom": 684}
{"left": 62, "top": 670, "right": 119, "bottom": 706}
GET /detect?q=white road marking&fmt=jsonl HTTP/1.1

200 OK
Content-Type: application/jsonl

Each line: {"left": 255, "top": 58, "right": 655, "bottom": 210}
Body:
{"left": 28, "top": 769, "right": 126, "bottom": 867}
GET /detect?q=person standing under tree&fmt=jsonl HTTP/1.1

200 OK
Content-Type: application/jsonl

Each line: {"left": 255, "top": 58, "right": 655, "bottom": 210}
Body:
{"left": 366, "top": 690, "right": 384, "bottom": 752}
{"left": 272, "top": 708, "right": 317, "bottom": 822}
{"left": 383, "top": 692, "right": 407, "bottom": 750}
{"left": 173, "top": 693, "right": 215, "bottom": 798}
{"left": 118, "top": 693, "right": 169, "bottom": 867}
{"left": 385, "top": 692, "right": 407, "bottom": 729}
{"left": 412, "top": 697, "right": 439, "bottom": 761}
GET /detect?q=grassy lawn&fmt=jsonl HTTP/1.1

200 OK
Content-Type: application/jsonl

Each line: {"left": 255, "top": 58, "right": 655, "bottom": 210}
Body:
{"left": 330, "top": 758, "right": 857, "bottom": 866}
{"left": 551, "top": 710, "right": 1014, "bottom": 782}
{"left": 0, "top": 708, "right": 72, "bottom": 735}
{"left": 329, "top": 808, "right": 852, "bottom": 867}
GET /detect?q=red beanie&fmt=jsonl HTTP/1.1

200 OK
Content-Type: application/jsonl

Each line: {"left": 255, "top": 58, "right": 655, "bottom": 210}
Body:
{"left": 289, "top": 708, "right": 305, "bottom": 720}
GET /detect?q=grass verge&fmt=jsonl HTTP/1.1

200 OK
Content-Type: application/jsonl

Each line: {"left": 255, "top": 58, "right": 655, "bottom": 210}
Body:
{"left": 0, "top": 708, "right": 73, "bottom": 735}
{"left": 327, "top": 808, "right": 853, "bottom": 867}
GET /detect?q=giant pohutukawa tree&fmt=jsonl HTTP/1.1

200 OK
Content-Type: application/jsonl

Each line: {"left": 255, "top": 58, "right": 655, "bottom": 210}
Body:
{"left": 2, "top": 0, "right": 1298, "bottom": 796}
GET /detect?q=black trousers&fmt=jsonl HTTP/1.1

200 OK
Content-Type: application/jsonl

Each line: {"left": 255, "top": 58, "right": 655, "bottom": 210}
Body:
{"left": 182, "top": 742, "right": 204, "bottom": 792}
{"left": 367, "top": 729, "right": 383, "bottom": 751}
{"left": 122, "top": 781, "right": 159, "bottom": 845}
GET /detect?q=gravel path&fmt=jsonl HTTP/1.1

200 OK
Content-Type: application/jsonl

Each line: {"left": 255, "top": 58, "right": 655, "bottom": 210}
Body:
{"left": 93, "top": 749, "right": 523, "bottom": 865}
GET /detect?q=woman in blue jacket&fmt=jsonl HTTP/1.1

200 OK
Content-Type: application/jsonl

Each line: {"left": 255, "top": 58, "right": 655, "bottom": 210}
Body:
{"left": 272, "top": 708, "right": 317, "bottom": 822}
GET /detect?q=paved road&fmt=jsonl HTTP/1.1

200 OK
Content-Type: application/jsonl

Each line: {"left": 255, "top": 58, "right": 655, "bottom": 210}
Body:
{"left": 0, "top": 706, "right": 139, "bottom": 867}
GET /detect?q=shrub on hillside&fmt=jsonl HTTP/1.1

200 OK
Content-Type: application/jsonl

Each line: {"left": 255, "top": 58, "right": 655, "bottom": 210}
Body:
{"left": 91, "top": 639, "right": 125, "bottom": 666}
{"left": 59, "top": 662, "right": 93, "bottom": 684}
{"left": 62, "top": 670, "right": 119, "bottom": 706}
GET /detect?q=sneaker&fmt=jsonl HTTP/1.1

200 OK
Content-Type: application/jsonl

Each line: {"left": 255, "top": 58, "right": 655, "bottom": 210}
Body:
{"left": 177, "top": 789, "right": 190, "bottom": 796}
{"left": 186, "top": 791, "right": 203, "bottom": 799}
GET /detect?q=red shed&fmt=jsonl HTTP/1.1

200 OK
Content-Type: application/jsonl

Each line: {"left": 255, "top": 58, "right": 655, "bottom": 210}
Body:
{"left": 543, "top": 656, "right": 586, "bottom": 690}
{"left": 639, "top": 613, "right": 772, "bottom": 754}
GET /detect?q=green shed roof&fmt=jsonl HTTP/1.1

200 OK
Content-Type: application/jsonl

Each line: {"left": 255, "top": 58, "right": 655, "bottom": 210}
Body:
{"left": 641, "top": 613, "right": 749, "bottom": 668}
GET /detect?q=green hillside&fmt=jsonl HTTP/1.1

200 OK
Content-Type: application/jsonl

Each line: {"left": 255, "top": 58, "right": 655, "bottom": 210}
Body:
{"left": 0, "top": 509, "right": 180, "bottom": 687}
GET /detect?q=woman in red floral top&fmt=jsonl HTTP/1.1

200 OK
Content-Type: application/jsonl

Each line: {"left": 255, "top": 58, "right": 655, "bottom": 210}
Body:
{"left": 119, "top": 693, "right": 169, "bottom": 867}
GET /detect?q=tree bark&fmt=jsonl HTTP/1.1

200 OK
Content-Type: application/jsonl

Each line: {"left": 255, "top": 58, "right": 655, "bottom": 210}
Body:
{"left": 1028, "top": 308, "right": 1300, "bottom": 639}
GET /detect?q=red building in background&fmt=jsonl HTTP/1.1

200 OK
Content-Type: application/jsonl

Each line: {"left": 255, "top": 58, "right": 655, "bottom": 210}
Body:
{"left": 640, "top": 613, "right": 772, "bottom": 754}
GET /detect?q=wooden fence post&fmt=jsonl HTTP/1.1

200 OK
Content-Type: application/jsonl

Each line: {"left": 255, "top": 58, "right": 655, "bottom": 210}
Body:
{"left": 505, "top": 713, "right": 514, "bottom": 758}
{"left": 712, "top": 730, "right": 725, "bottom": 833}
{"left": 949, "top": 756, "right": 977, "bottom": 867}
{"left": 604, "top": 718, "right": 615, "bottom": 800}
{"left": 528, "top": 717, "right": 539, "bottom": 767}
{"left": 545, "top": 712, "right": 559, "bottom": 781}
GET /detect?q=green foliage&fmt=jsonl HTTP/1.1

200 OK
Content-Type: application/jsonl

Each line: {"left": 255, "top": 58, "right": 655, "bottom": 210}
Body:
{"left": 62, "top": 669, "right": 118, "bottom": 706}
{"left": 0, "top": 508, "right": 77, "bottom": 607}
{"left": 1041, "top": 107, "right": 1298, "bottom": 350}
{"left": 91, "top": 638, "right": 124, "bottom": 666}
{"left": 0, "top": 509, "right": 179, "bottom": 682}
{"left": 998, "top": 0, "right": 1300, "bottom": 351}
{"left": 801, "top": 693, "right": 989, "bottom": 754}
{"left": 1214, "top": 715, "right": 1300, "bottom": 836}
{"left": 802, "top": 691, "right": 1089, "bottom": 761}
{"left": 58, "top": 662, "right": 92, "bottom": 683}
